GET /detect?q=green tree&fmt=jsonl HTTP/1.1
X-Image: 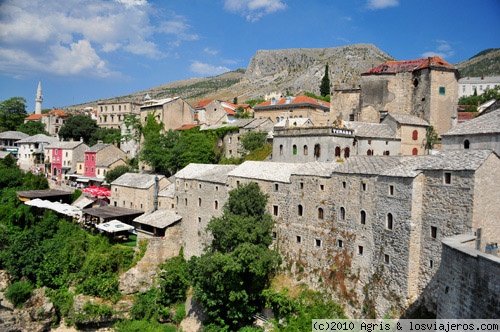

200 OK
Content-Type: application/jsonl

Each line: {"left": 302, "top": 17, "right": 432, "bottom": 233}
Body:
{"left": 16, "top": 121, "right": 49, "bottom": 136}
{"left": 239, "top": 131, "right": 267, "bottom": 155}
{"left": 90, "top": 127, "right": 122, "bottom": 146}
{"left": 58, "top": 114, "right": 98, "bottom": 144}
{"left": 190, "top": 183, "right": 279, "bottom": 330}
{"left": 0, "top": 97, "right": 28, "bottom": 131}
{"left": 105, "top": 165, "right": 133, "bottom": 184}
{"left": 320, "top": 64, "right": 331, "bottom": 97}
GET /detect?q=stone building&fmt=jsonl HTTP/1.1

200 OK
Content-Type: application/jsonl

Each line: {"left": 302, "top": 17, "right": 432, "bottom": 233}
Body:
{"left": 358, "top": 56, "right": 458, "bottom": 135}
{"left": 110, "top": 173, "right": 170, "bottom": 213}
{"left": 441, "top": 107, "right": 500, "bottom": 154}
{"left": 44, "top": 140, "right": 89, "bottom": 180}
{"left": 254, "top": 95, "right": 332, "bottom": 126}
{"left": 140, "top": 97, "right": 195, "bottom": 132}
{"left": 201, "top": 118, "right": 273, "bottom": 159}
{"left": 0, "top": 131, "right": 29, "bottom": 158}
{"left": 24, "top": 110, "right": 69, "bottom": 136}
{"left": 97, "top": 101, "right": 142, "bottom": 130}
{"left": 170, "top": 149, "right": 500, "bottom": 317}
{"left": 381, "top": 113, "right": 429, "bottom": 155}
{"left": 330, "top": 87, "right": 361, "bottom": 121}
{"left": 458, "top": 75, "right": 500, "bottom": 98}
{"left": 173, "top": 163, "right": 238, "bottom": 259}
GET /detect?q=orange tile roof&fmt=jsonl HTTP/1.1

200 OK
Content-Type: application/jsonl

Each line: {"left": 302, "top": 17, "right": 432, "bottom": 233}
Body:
{"left": 223, "top": 106, "right": 236, "bottom": 115}
{"left": 255, "top": 95, "right": 330, "bottom": 108}
{"left": 49, "top": 109, "right": 69, "bottom": 117}
{"left": 363, "top": 56, "right": 455, "bottom": 75}
{"left": 25, "top": 114, "right": 46, "bottom": 120}
{"left": 177, "top": 124, "right": 199, "bottom": 131}
{"left": 194, "top": 99, "right": 212, "bottom": 108}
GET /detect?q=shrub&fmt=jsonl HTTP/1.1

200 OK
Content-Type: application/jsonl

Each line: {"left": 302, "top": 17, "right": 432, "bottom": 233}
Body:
{"left": 5, "top": 281, "right": 33, "bottom": 307}
{"left": 114, "top": 319, "right": 176, "bottom": 332}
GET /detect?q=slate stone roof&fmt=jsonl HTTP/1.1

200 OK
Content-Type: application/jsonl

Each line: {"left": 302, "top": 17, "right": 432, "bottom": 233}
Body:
{"left": 0, "top": 151, "right": 11, "bottom": 159}
{"left": 174, "top": 164, "right": 237, "bottom": 184}
{"left": 441, "top": 108, "right": 500, "bottom": 136}
{"left": 0, "top": 131, "right": 29, "bottom": 140}
{"left": 228, "top": 161, "right": 304, "bottom": 183}
{"left": 134, "top": 209, "right": 181, "bottom": 229}
{"left": 344, "top": 121, "right": 396, "bottom": 139}
{"left": 385, "top": 113, "right": 429, "bottom": 126}
{"left": 294, "top": 162, "right": 341, "bottom": 177}
{"left": 45, "top": 141, "right": 86, "bottom": 150}
{"left": 158, "top": 183, "right": 175, "bottom": 198}
{"left": 87, "top": 143, "right": 111, "bottom": 153}
{"left": 112, "top": 173, "right": 167, "bottom": 189}
{"left": 334, "top": 150, "right": 495, "bottom": 177}
{"left": 96, "top": 155, "right": 125, "bottom": 167}
{"left": 17, "top": 134, "right": 59, "bottom": 144}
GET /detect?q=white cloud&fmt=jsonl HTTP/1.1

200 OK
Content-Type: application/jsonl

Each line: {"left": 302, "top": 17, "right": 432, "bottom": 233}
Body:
{"left": 190, "top": 61, "right": 230, "bottom": 76}
{"left": 0, "top": 0, "right": 197, "bottom": 78}
{"left": 224, "top": 0, "right": 287, "bottom": 21}
{"left": 421, "top": 40, "right": 455, "bottom": 59}
{"left": 367, "top": 0, "right": 399, "bottom": 10}
{"left": 204, "top": 48, "right": 219, "bottom": 56}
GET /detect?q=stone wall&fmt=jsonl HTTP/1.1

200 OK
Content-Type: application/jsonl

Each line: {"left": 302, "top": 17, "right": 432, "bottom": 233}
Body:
{"left": 331, "top": 89, "right": 360, "bottom": 121}
{"left": 436, "top": 234, "right": 500, "bottom": 318}
{"left": 442, "top": 134, "right": 500, "bottom": 154}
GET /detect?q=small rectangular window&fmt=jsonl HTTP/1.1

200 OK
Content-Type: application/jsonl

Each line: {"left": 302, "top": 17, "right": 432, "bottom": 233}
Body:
{"left": 429, "top": 260, "right": 434, "bottom": 268}
{"left": 272, "top": 231, "right": 277, "bottom": 240}
{"left": 320, "top": 184, "right": 324, "bottom": 191}
{"left": 342, "top": 181, "right": 347, "bottom": 189}
{"left": 198, "top": 217, "right": 201, "bottom": 223}
{"left": 361, "top": 182, "right": 367, "bottom": 191}
{"left": 274, "top": 183, "right": 279, "bottom": 191}
{"left": 299, "top": 182, "right": 304, "bottom": 189}
{"left": 444, "top": 172, "right": 452, "bottom": 185}
{"left": 315, "top": 239, "right": 322, "bottom": 247}
{"left": 384, "top": 254, "right": 390, "bottom": 264}
{"left": 431, "top": 226, "right": 437, "bottom": 239}
{"left": 439, "top": 86, "right": 446, "bottom": 95}
{"left": 337, "top": 239, "right": 343, "bottom": 248}
{"left": 296, "top": 235, "right": 301, "bottom": 244}
{"left": 358, "top": 246, "right": 364, "bottom": 256}
{"left": 389, "top": 185, "right": 394, "bottom": 196}
{"left": 273, "top": 205, "right": 279, "bottom": 216}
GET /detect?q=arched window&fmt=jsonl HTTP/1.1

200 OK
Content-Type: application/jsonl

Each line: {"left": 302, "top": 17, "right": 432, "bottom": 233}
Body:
{"left": 279, "top": 145, "right": 283, "bottom": 155}
{"left": 386, "top": 213, "right": 393, "bottom": 230}
{"left": 367, "top": 149, "right": 372, "bottom": 156}
{"left": 303, "top": 145, "right": 308, "bottom": 155}
{"left": 318, "top": 208, "right": 324, "bottom": 220}
{"left": 293, "top": 145, "right": 297, "bottom": 155}
{"left": 412, "top": 130, "right": 418, "bottom": 140}
{"left": 339, "top": 207, "right": 346, "bottom": 220}
{"left": 298, "top": 205, "right": 303, "bottom": 216}
{"left": 464, "top": 139, "right": 470, "bottom": 149}
{"left": 335, "top": 146, "right": 341, "bottom": 157}
{"left": 344, "top": 147, "right": 350, "bottom": 158}
{"left": 198, "top": 198, "right": 202, "bottom": 207}
{"left": 360, "top": 210, "right": 366, "bottom": 225}
{"left": 412, "top": 148, "right": 418, "bottom": 155}
{"left": 214, "top": 200, "right": 219, "bottom": 210}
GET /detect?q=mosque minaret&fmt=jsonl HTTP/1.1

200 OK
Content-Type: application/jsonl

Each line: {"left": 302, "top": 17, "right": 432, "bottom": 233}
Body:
{"left": 35, "top": 81, "right": 43, "bottom": 114}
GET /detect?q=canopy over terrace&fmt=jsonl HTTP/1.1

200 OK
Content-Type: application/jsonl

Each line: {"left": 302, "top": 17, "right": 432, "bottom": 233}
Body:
{"left": 17, "top": 189, "right": 73, "bottom": 204}
{"left": 96, "top": 219, "right": 135, "bottom": 234}
{"left": 24, "top": 198, "right": 82, "bottom": 219}
{"left": 82, "top": 206, "right": 144, "bottom": 225}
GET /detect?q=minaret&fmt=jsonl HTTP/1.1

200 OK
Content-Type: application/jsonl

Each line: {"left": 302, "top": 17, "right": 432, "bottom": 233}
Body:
{"left": 35, "top": 81, "right": 43, "bottom": 114}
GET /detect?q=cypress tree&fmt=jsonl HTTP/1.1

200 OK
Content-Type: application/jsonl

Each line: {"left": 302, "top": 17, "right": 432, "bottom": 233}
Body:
{"left": 320, "top": 64, "right": 331, "bottom": 97}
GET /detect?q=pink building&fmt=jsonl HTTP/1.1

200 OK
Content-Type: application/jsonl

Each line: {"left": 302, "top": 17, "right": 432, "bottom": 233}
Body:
{"left": 83, "top": 142, "right": 127, "bottom": 179}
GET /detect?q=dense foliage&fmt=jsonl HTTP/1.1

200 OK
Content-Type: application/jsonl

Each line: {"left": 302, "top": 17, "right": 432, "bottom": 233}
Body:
{"left": 58, "top": 114, "right": 99, "bottom": 144}
{"left": 0, "top": 97, "right": 28, "bottom": 131}
{"left": 105, "top": 165, "right": 133, "bottom": 184}
{"left": 16, "top": 120, "right": 49, "bottom": 136}
{"left": 90, "top": 127, "right": 122, "bottom": 146}
{"left": 190, "top": 183, "right": 280, "bottom": 330}
{"left": 459, "top": 86, "right": 500, "bottom": 112}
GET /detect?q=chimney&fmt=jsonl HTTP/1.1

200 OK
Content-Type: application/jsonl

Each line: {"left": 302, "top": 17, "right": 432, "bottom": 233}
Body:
{"left": 153, "top": 175, "right": 159, "bottom": 212}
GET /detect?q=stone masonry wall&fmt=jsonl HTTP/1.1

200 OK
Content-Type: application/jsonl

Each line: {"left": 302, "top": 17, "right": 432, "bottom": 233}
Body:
{"left": 437, "top": 235, "right": 500, "bottom": 318}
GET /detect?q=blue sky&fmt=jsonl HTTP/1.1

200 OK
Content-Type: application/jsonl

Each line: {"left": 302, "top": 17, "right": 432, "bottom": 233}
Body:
{"left": 0, "top": 0, "right": 499, "bottom": 110}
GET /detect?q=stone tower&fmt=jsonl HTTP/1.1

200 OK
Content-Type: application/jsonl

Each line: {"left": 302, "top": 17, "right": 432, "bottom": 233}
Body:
{"left": 35, "top": 81, "right": 43, "bottom": 115}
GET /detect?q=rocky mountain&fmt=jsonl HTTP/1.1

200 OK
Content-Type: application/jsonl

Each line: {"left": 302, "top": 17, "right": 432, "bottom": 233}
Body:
{"left": 456, "top": 48, "right": 500, "bottom": 78}
{"left": 68, "top": 44, "right": 393, "bottom": 109}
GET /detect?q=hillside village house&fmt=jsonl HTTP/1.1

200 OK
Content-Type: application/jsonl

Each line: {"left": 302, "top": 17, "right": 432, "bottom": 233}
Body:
{"left": 140, "top": 96, "right": 195, "bottom": 132}
{"left": 458, "top": 75, "right": 500, "bottom": 98}
{"left": 16, "top": 134, "right": 59, "bottom": 171}
{"left": 381, "top": 113, "right": 429, "bottom": 155}
{"left": 97, "top": 101, "right": 142, "bottom": 130}
{"left": 0, "top": 131, "right": 29, "bottom": 157}
{"left": 331, "top": 56, "right": 458, "bottom": 135}
{"left": 83, "top": 142, "right": 127, "bottom": 180}
{"left": 194, "top": 99, "right": 252, "bottom": 125}
{"left": 110, "top": 172, "right": 170, "bottom": 212}
{"left": 253, "top": 95, "right": 332, "bottom": 126}
{"left": 44, "top": 140, "right": 89, "bottom": 180}
{"left": 441, "top": 107, "right": 500, "bottom": 154}
{"left": 24, "top": 109, "right": 69, "bottom": 136}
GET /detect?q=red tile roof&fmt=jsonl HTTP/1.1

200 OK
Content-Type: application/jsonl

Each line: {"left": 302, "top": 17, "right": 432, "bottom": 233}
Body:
{"left": 25, "top": 114, "right": 46, "bottom": 120}
{"left": 255, "top": 95, "right": 330, "bottom": 108}
{"left": 363, "top": 56, "right": 455, "bottom": 75}
{"left": 49, "top": 109, "right": 69, "bottom": 117}
{"left": 457, "top": 112, "right": 477, "bottom": 123}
